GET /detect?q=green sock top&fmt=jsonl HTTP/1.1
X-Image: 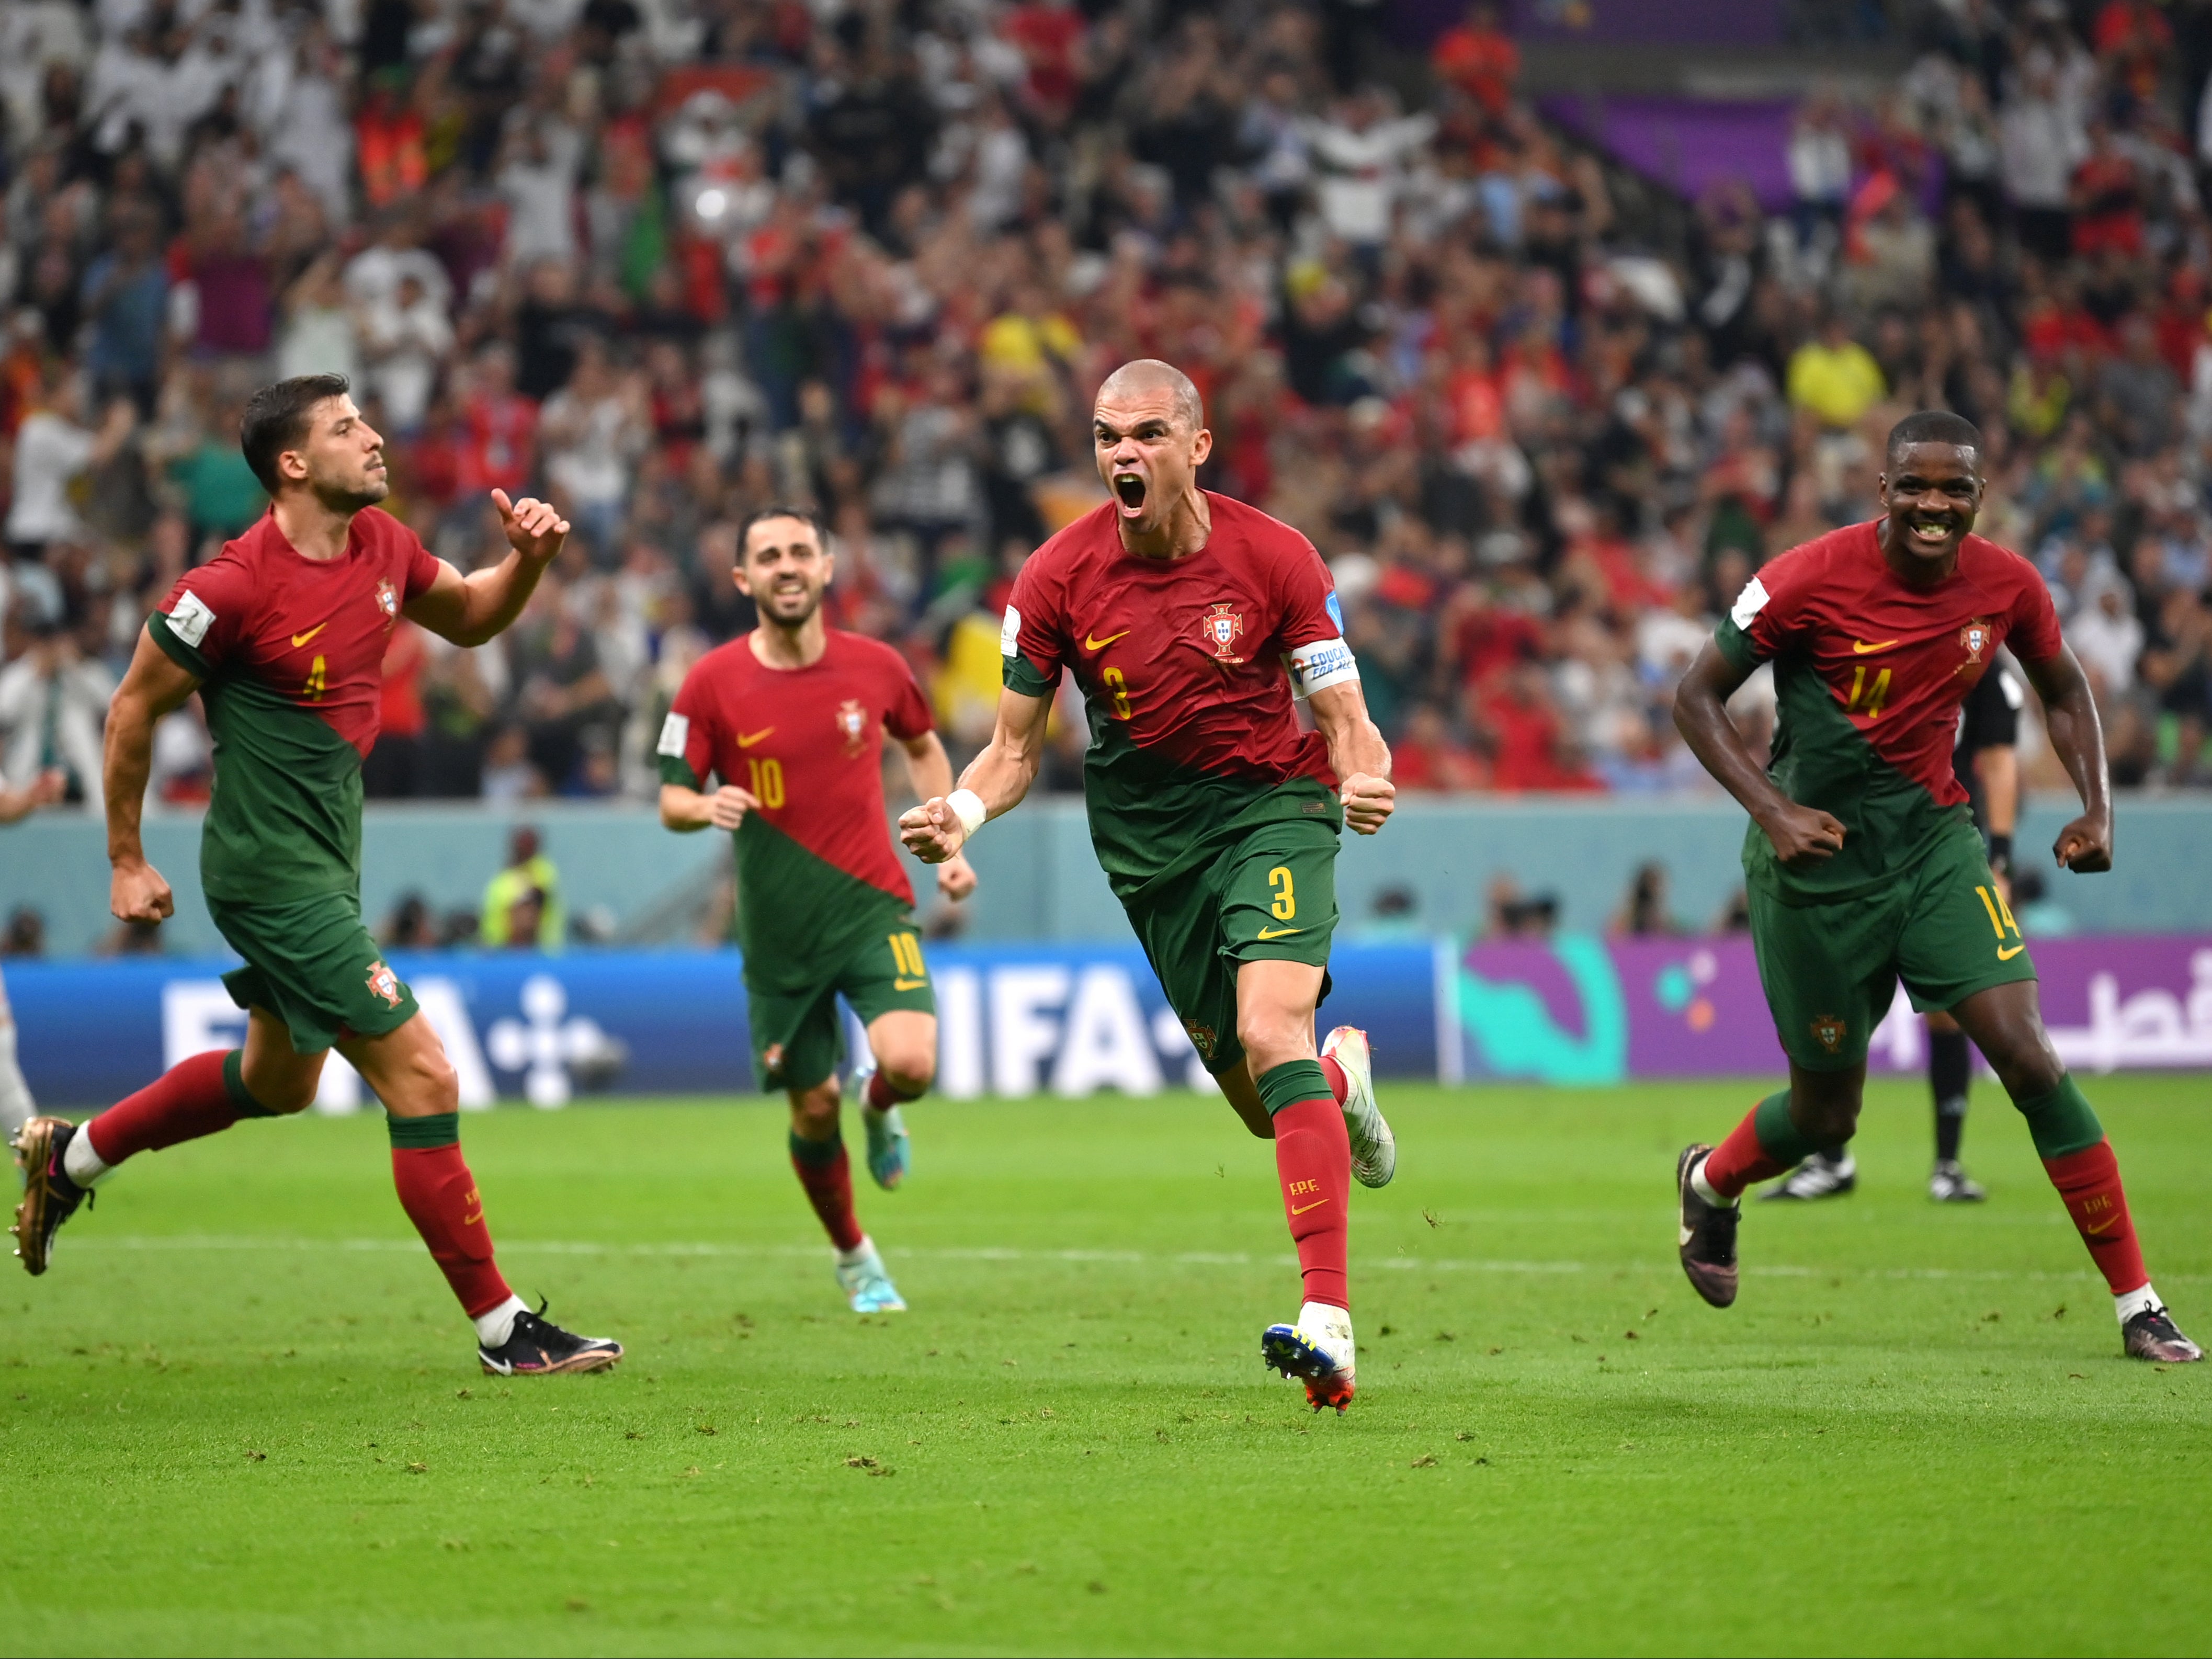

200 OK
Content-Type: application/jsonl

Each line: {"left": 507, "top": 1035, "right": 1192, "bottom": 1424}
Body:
{"left": 1256, "top": 1058, "right": 1332, "bottom": 1117}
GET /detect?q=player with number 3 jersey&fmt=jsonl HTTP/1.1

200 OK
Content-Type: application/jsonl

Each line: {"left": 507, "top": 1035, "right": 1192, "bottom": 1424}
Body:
{"left": 660, "top": 507, "right": 975, "bottom": 1315}
{"left": 901, "top": 359, "right": 1399, "bottom": 1413}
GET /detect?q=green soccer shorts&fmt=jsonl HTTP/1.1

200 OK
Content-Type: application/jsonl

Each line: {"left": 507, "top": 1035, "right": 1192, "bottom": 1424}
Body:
{"left": 748, "top": 917, "right": 937, "bottom": 1093}
{"left": 1749, "top": 819, "right": 2036, "bottom": 1072}
{"left": 208, "top": 892, "right": 420, "bottom": 1054}
{"left": 1124, "top": 815, "right": 1339, "bottom": 1077}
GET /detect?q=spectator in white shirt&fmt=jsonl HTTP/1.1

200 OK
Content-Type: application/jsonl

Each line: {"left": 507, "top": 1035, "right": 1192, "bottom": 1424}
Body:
{"left": 4, "top": 373, "right": 135, "bottom": 555}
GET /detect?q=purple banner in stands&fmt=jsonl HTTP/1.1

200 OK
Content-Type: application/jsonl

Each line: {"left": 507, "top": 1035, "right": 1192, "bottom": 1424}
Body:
{"left": 1448, "top": 936, "right": 2212, "bottom": 1083}
{"left": 1541, "top": 94, "right": 1798, "bottom": 211}
{"left": 1508, "top": 0, "right": 1783, "bottom": 46}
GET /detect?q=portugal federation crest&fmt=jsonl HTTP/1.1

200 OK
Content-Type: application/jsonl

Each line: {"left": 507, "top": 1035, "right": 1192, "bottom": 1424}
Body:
{"left": 1960, "top": 620, "right": 1990, "bottom": 662}
{"left": 366, "top": 959, "right": 404, "bottom": 1009}
{"left": 1202, "top": 603, "right": 1244, "bottom": 661}
{"left": 376, "top": 577, "right": 400, "bottom": 627}
{"left": 836, "top": 698, "right": 868, "bottom": 755}
{"left": 1810, "top": 1013, "right": 1845, "bottom": 1055}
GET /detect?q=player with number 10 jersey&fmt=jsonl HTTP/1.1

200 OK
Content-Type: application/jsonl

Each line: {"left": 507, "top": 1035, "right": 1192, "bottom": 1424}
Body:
{"left": 660, "top": 507, "right": 975, "bottom": 1315}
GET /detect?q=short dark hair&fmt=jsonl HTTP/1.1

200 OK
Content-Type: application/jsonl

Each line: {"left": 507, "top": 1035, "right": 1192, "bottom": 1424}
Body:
{"left": 1886, "top": 409, "right": 1983, "bottom": 468}
{"left": 241, "top": 374, "right": 353, "bottom": 493}
{"left": 733, "top": 505, "right": 825, "bottom": 562}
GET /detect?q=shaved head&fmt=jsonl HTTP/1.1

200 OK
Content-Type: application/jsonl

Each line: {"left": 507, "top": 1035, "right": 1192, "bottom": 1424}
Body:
{"left": 1097, "top": 359, "right": 1204, "bottom": 433}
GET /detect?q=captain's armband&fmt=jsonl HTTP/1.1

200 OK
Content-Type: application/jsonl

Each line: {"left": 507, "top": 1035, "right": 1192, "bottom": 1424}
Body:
{"left": 1285, "top": 636, "right": 1359, "bottom": 699}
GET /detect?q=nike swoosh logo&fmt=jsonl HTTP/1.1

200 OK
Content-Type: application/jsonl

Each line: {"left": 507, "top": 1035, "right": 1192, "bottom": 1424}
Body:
{"left": 1256, "top": 926, "right": 1303, "bottom": 941}
{"left": 291, "top": 622, "right": 330, "bottom": 647}
{"left": 736, "top": 729, "right": 775, "bottom": 748}
{"left": 1290, "top": 1198, "right": 1331, "bottom": 1215}
{"left": 1997, "top": 944, "right": 2025, "bottom": 960}
{"left": 893, "top": 978, "right": 929, "bottom": 991}
{"left": 2083, "top": 1217, "right": 2120, "bottom": 1235}
{"left": 1083, "top": 631, "right": 1130, "bottom": 651}
{"left": 1851, "top": 639, "right": 1899, "bottom": 654}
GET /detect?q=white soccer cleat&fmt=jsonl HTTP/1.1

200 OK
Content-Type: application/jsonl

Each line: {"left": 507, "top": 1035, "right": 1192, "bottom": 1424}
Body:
{"left": 1323, "top": 1026, "right": 1394, "bottom": 1188}
{"left": 1262, "top": 1300, "right": 1356, "bottom": 1413}
{"left": 835, "top": 1238, "right": 906, "bottom": 1314}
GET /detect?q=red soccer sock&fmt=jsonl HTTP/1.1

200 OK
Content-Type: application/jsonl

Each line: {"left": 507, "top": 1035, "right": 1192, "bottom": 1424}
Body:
{"left": 389, "top": 1119, "right": 513, "bottom": 1319}
{"left": 1699, "top": 1091, "right": 1811, "bottom": 1200}
{"left": 1273, "top": 1098, "right": 1351, "bottom": 1311}
{"left": 865, "top": 1072, "right": 921, "bottom": 1111}
{"left": 789, "top": 1131, "right": 864, "bottom": 1253}
{"left": 1318, "top": 1054, "right": 1349, "bottom": 1106}
{"left": 2043, "top": 1139, "right": 2150, "bottom": 1296}
{"left": 85, "top": 1049, "right": 262, "bottom": 1166}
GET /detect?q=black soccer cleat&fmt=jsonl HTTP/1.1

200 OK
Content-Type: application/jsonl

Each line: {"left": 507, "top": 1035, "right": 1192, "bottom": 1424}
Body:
{"left": 1676, "top": 1143, "right": 1740, "bottom": 1308}
{"left": 10, "top": 1117, "right": 92, "bottom": 1278}
{"left": 1928, "top": 1160, "right": 1987, "bottom": 1202}
{"left": 1762, "top": 1151, "right": 1855, "bottom": 1201}
{"left": 478, "top": 1300, "right": 623, "bottom": 1376}
{"left": 2122, "top": 1306, "right": 2204, "bottom": 1363}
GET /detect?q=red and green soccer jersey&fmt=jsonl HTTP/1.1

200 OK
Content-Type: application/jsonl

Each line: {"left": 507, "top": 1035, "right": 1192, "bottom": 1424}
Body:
{"left": 1001, "top": 494, "right": 1356, "bottom": 899}
{"left": 658, "top": 631, "right": 935, "bottom": 993}
{"left": 1715, "top": 520, "right": 2063, "bottom": 901}
{"left": 149, "top": 508, "right": 444, "bottom": 904}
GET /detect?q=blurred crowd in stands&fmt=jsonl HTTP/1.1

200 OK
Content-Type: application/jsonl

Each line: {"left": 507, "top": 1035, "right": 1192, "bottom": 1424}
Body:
{"left": 3, "top": 0, "right": 2212, "bottom": 806}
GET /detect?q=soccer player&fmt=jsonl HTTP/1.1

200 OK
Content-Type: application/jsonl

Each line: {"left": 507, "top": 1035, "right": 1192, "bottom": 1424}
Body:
{"left": 657, "top": 506, "right": 975, "bottom": 1314}
{"left": 0, "top": 768, "right": 66, "bottom": 1142}
{"left": 1671, "top": 410, "right": 2199, "bottom": 1363}
{"left": 1766, "top": 659, "right": 2021, "bottom": 1202}
{"left": 899, "top": 359, "right": 1399, "bottom": 1413}
{"left": 9, "top": 374, "right": 622, "bottom": 1377}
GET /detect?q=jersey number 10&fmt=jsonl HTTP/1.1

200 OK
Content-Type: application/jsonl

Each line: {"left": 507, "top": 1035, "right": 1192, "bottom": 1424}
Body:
{"left": 746, "top": 757, "right": 785, "bottom": 809}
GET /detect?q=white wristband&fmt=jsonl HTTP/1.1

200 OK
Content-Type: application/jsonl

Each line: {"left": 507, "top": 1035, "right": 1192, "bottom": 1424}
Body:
{"left": 946, "top": 789, "right": 987, "bottom": 839}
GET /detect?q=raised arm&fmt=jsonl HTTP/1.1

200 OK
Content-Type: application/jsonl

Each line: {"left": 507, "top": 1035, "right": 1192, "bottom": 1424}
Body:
{"left": 898, "top": 687, "right": 1051, "bottom": 863}
{"left": 2017, "top": 643, "right": 2113, "bottom": 873}
{"left": 105, "top": 628, "right": 203, "bottom": 922}
{"left": 1673, "top": 640, "right": 1846, "bottom": 867}
{"left": 403, "top": 491, "right": 570, "bottom": 648}
{"left": 1308, "top": 679, "right": 1394, "bottom": 834}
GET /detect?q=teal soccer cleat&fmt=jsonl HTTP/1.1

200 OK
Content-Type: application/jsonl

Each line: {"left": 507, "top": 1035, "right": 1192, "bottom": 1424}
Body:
{"left": 835, "top": 1238, "right": 906, "bottom": 1313}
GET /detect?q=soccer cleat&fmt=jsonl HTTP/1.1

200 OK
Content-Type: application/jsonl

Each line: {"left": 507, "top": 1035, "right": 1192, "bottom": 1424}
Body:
{"left": 1322, "top": 1025, "right": 1394, "bottom": 1188}
{"left": 1262, "top": 1301, "right": 1356, "bottom": 1413}
{"left": 847, "top": 1054, "right": 910, "bottom": 1190}
{"left": 1676, "top": 1144, "right": 1740, "bottom": 1308}
{"left": 861, "top": 1105, "right": 910, "bottom": 1191}
{"left": 1929, "top": 1160, "right": 1986, "bottom": 1202}
{"left": 2122, "top": 1305, "right": 2204, "bottom": 1363}
{"left": 835, "top": 1239, "right": 906, "bottom": 1313}
{"left": 477, "top": 1301, "right": 622, "bottom": 1376}
{"left": 10, "top": 1117, "right": 90, "bottom": 1278}
{"left": 1762, "top": 1151, "right": 1856, "bottom": 1201}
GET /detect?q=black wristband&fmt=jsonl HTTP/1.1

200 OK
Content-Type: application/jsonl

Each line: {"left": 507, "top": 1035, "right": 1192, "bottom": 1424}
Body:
{"left": 1986, "top": 832, "right": 2013, "bottom": 874}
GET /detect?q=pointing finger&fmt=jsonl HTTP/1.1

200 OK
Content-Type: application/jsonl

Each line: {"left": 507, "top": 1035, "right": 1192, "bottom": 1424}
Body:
{"left": 491, "top": 488, "right": 514, "bottom": 521}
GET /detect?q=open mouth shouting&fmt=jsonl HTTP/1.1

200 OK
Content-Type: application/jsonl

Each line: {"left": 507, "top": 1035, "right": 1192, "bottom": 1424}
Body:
{"left": 1112, "top": 469, "right": 1148, "bottom": 518}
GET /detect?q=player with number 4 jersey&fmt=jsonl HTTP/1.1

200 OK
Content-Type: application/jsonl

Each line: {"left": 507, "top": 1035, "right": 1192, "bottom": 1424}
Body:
{"left": 900, "top": 360, "right": 1399, "bottom": 1414}
{"left": 660, "top": 507, "right": 975, "bottom": 1314}
{"left": 1670, "top": 410, "right": 2198, "bottom": 1365}
{"left": 10, "top": 375, "right": 621, "bottom": 1377}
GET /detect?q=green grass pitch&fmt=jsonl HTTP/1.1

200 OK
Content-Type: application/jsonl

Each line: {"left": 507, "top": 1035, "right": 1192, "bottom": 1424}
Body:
{"left": 3, "top": 1076, "right": 2208, "bottom": 1657}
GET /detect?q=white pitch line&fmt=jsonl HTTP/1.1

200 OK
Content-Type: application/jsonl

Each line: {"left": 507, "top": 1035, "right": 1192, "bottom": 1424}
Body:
{"left": 59, "top": 1234, "right": 2185, "bottom": 1285}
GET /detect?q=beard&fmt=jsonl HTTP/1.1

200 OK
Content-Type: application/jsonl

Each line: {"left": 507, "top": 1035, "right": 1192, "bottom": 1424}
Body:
{"left": 755, "top": 584, "right": 824, "bottom": 626}
{"left": 312, "top": 467, "right": 391, "bottom": 515}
